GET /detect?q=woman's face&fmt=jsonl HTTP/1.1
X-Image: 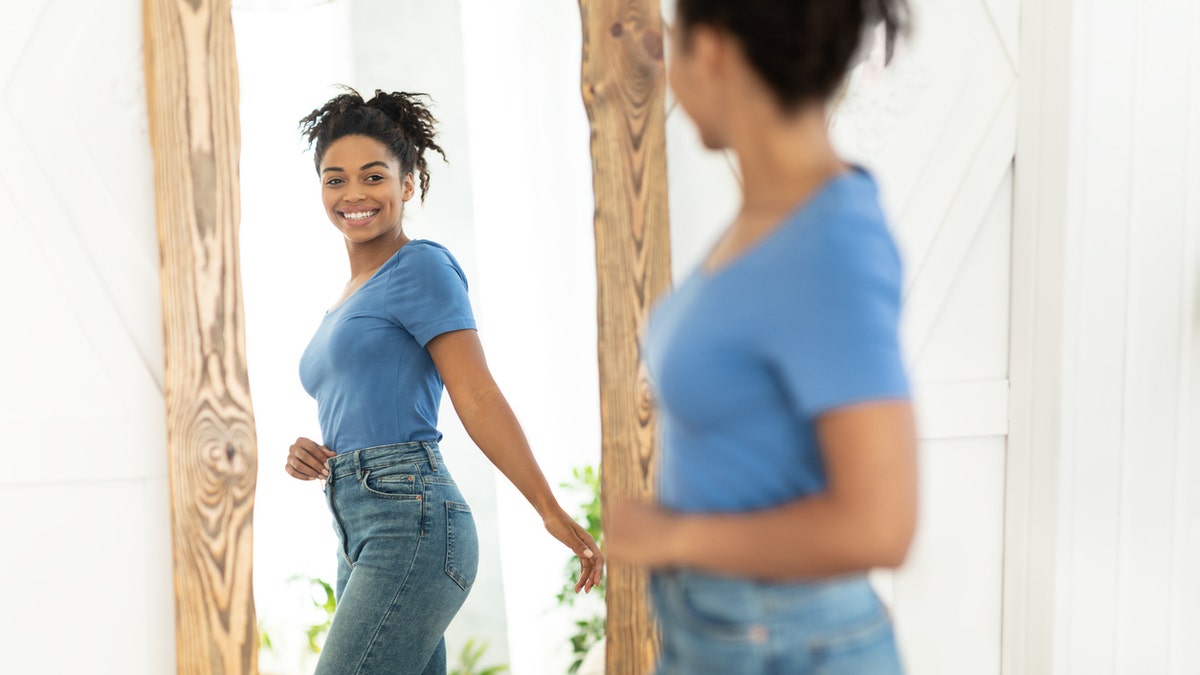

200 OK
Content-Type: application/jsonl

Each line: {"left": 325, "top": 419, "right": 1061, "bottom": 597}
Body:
{"left": 668, "top": 20, "right": 729, "bottom": 150}
{"left": 318, "top": 134, "right": 415, "bottom": 244}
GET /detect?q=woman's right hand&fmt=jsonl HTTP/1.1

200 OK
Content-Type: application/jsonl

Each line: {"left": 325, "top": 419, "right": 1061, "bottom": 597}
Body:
{"left": 285, "top": 437, "right": 336, "bottom": 481}
{"left": 543, "top": 508, "right": 605, "bottom": 593}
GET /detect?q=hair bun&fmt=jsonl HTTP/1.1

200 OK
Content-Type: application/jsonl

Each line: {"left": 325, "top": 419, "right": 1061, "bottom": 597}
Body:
{"left": 299, "top": 86, "right": 447, "bottom": 201}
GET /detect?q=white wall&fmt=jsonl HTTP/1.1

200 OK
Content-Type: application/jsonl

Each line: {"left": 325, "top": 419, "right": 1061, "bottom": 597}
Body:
{"left": 1008, "top": 1, "right": 1200, "bottom": 673}
{"left": 0, "top": 0, "right": 175, "bottom": 672}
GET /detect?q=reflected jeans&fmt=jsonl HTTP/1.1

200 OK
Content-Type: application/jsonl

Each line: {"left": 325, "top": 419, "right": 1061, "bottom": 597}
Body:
{"left": 315, "top": 441, "right": 479, "bottom": 675}
{"left": 651, "top": 570, "right": 903, "bottom": 674}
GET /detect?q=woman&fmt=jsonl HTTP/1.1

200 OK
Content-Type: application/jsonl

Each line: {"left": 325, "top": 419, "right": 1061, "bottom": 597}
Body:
{"left": 285, "top": 88, "right": 603, "bottom": 675}
{"left": 606, "top": 1, "right": 916, "bottom": 673}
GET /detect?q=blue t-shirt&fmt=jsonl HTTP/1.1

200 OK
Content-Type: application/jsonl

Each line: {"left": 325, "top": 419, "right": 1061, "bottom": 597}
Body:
{"left": 298, "top": 240, "right": 476, "bottom": 454}
{"left": 645, "top": 169, "right": 909, "bottom": 513}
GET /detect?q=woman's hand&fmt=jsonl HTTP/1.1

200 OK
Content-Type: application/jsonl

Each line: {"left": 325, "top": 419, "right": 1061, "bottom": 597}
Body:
{"left": 605, "top": 500, "right": 684, "bottom": 569}
{"left": 428, "top": 330, "right": 606, "bottom": 591}
{"left": 285, "top": 437, "right": 336, "bottom": 481}
{"left": 544, "top": 509, "right": 605, "bottom": 593}
{"left": 612, "top": 403, "right": 916, "bottom": 580}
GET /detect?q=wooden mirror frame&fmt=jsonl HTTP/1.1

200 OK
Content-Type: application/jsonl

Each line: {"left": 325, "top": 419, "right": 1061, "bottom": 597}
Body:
{"left": 142, "top": 0, "right": 669, "bottom": 672}
{"left": 143, "top": 0, "right": 257, "bottom": 672}
{"left": 578, "top": 1, "right": 671, "bottom": 672}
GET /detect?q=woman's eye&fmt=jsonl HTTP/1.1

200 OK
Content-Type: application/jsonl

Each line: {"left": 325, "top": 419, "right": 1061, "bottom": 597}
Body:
{"left": 365, "top": 174, "right": 384, "bottom": 182}
{"left": 324, "top": 177, "right": 344, "bottom": 186}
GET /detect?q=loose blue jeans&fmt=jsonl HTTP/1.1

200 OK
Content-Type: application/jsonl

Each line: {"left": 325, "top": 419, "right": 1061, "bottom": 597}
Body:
{"left": 651, "top": 570, "right": 903, "bottom": 674}
{"left": 315, "top": 442, "right": 479, "bottom": 675}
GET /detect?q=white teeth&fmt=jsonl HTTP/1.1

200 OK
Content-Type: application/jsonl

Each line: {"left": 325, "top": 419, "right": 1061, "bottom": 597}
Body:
{"left": 343, "top": 210, "right": 378, "bottom": 221}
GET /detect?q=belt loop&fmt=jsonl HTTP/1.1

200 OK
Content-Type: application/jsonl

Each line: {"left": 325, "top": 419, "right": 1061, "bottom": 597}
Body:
{"left": 423, "top": 441, "right": 439, "bottom": 472}
{"left": 354, "top": 448, "right": 365, "bottom": 480}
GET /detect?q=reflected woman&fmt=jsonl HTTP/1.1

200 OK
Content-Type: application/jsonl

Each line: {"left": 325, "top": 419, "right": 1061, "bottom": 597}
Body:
{"left": 285, "top": 88, "right": 603, "bottom": 675}
{"left": 606, "top": 1, "right": 917, "bottom": 673}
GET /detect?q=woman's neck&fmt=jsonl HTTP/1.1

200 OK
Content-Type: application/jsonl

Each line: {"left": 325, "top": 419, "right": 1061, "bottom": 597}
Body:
{"left": 730, "top": 102, "right": 846, "bottom": 216}
{"left": 345, "top": 230, "right": 410, "bottom": 279}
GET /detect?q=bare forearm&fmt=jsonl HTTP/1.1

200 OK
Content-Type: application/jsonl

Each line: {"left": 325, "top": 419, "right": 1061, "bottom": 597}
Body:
{"left": 427, "top": 330, "right": 602, "bottom": 589}
{"left": 454, "top": 388, "right": 562, "bottom": 518}
{"left": 666, "top": 495, "right": 912, "bottom": 581}
{"left": 607, "top": 403, "right": 917, "bottom": 581}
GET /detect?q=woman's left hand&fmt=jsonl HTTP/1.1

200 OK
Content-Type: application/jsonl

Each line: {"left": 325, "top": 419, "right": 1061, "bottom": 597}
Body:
{"left": 544, "top": 510, "right": 605, "bottom": 593}
{"left": 605, "top": 500, "right": 683, "bottom": 569}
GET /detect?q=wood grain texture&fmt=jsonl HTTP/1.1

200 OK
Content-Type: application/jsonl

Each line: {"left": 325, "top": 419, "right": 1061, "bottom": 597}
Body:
{"left": 142, "top": 1, "right": 258, "bottom": 673}
{"left": 578, "top": 0, "right": 671, "bottom": 672}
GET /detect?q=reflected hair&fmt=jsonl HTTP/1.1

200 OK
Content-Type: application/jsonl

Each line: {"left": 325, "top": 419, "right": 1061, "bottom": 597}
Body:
{"left": 299, "top": 87, "right": 446, "bottom": 201}
{"left": 675, "top": 0, "right": 910, "bottom": 109}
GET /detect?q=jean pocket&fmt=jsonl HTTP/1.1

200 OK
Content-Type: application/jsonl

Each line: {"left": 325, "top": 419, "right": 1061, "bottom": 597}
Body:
{"left": 444, "top": 501, "right": 479, "bottom": 592}
{"left": 808, "top": 607, "right": 901, "bottom": 674}
{"left": 359, "top": 467, "right": 423, "bottom": 500}
{"left": 668, "top": 573, "right": 761, "bottom": 643}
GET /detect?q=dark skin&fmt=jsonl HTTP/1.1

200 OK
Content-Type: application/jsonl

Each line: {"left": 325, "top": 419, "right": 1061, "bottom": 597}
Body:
{"left": 285, "top": 134, "right": 603, "bottom": 593}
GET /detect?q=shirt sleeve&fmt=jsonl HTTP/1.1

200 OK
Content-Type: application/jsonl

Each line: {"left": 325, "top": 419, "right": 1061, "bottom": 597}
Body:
{"left": 765, "top": 214, "right": 910, "bottom": 418}
{"left": 384, "top": 243, "right": 477, "bottom": 347}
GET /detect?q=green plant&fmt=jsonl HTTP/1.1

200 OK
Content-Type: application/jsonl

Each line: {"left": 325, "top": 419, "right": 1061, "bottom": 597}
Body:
{"left": 555, "top": 466, "right": 606, "bottom": 605}
{"left": 289, "top": 575, "right": 337, "bottom": 653}
{"left": 449, "top": 639, "right": 509, "bottom": 675}
{"left": 555, "top": 465, "right": 606, "bottom": 673}
{"left": 258, "top": 621, "right": 274, "bottom": 652}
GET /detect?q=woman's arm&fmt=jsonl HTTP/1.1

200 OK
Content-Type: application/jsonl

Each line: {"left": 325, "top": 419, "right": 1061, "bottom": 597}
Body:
{"left": 606, "top": 401, "right": 917, "bottom": 581}
{"left": 426, "top": 329, "right": 604, "bottom": 592}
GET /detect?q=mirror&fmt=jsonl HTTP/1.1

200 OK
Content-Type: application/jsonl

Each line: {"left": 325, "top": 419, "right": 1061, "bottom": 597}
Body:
{"left": 233, "top": 2, "right": 605, "bottom": 673}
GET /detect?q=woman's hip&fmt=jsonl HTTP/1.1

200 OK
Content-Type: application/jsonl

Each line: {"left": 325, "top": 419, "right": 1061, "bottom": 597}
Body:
{"left": 651, "top": 570, "right": 902, "bottom": 674}
{"left": 325, "top": 441, "right": 466, "bottom": 510}
{"left": 323, "top": 441, "right": 478, "bottom": 583}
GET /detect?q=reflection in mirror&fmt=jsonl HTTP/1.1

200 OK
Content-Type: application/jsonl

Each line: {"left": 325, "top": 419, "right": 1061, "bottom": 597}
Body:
{"left": 234, "top": 2, "right": 603, "bottom": 673}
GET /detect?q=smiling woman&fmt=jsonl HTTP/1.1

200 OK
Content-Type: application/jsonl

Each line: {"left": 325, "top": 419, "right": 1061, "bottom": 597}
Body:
{"left": 234, "top": 2, "right": 613, "bottom": 673}
{"left": 300, "top": 92, "right": 439, "bottom": 292}
{"left": 275, "top": 87, "right": 603, "bottom": 675}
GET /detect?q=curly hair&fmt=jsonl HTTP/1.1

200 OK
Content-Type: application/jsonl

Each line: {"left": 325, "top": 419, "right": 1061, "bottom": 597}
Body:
{"left": 675, "top": 0, "right": 910, "bottom": 109}
{"left": 299, "top": 87, "right": 447, "bottom": 201}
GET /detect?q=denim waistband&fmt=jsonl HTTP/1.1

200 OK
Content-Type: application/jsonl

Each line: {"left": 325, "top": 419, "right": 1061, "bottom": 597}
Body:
{"left": 653, "top": 569, "right": 877, "bottom": 609}
{"left": 326, "top": 440, "right": 442, "bottom": 481}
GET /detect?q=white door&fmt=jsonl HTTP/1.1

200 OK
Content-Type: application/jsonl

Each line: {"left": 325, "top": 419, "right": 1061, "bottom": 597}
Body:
{"left": 665, "top": 0, "right": 1019, "bottom": 672}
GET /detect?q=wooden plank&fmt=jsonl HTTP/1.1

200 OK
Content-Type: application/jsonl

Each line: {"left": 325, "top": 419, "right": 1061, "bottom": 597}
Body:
{"left": 901, "top": 82, "right": 1016, "bottom": 366}
{"left": 1171, "top": 7, "right": 1200, "bottom": 673}
{"left": 1061, "top": 3, "right": 1136, "bottom": 670}
{"left": 142, "top": 1, "right": 258, "bottom": 673}
{"left": 1004, "top": 1, "right": 1075, "bottom": 672}
{"left": 1115, "top": 3, "right": 1190, "bottom": 668}
{"left": 892, "top": 438, "right": 1006, "bottom": 673}
{"left": 578, "top": 0, "right": 671, "bottom": 672}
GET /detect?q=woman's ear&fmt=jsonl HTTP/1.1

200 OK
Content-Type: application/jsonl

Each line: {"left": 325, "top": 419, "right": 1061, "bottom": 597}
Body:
{"left": 402, "top": 172, "right": 416, "bottom": 202}
{"left": 689, "top": 24, "right": 730, "bottom": 77}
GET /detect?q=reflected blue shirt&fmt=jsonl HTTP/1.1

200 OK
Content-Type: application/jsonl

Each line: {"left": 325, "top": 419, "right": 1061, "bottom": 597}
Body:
{"left": 299, "top": 240, "right": 475, "bottom": 454}
{"left": 645, "top": 169, "right": 910, "bottom": 513}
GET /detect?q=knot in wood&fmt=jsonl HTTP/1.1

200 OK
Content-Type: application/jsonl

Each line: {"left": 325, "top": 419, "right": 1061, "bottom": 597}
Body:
{"left": 610, "top": 21, "right": 624, "bottom": 38}
{"left": 642, "top": 30, "right": 663, "bottom": 61}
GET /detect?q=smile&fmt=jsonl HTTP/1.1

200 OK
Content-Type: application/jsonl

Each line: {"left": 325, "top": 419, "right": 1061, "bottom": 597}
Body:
{"left": 341, "top": 209, "right": 379, "bottom": 222}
